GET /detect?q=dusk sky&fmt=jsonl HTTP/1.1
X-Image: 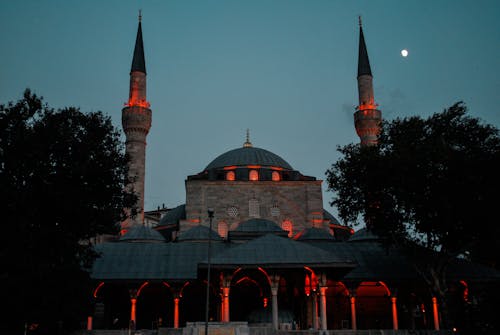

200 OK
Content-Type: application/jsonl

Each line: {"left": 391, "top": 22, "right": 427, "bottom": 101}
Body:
{"left": 1, "top": 1, "right": 499, "bottom": 222}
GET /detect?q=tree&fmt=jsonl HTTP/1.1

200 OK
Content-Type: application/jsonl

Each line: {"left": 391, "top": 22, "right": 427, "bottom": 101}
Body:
{"left": 0, "top": 90, "right": 136, "bottom": 334}
{"left": 326, "top": 102, "right": 500, "bottom": 329}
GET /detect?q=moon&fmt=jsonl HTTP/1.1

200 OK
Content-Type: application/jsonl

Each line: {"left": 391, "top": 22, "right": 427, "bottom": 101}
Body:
{"left": 401, "top": 49, "right": 409, "bottom": 57}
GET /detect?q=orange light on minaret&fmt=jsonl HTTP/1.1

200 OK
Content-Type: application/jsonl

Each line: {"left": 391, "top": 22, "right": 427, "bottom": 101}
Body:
{"left": 122, "top": 11, "right": 152, "bottom": 229}
{"left": 354, "top": 16, "right": 382, "bottom": 146}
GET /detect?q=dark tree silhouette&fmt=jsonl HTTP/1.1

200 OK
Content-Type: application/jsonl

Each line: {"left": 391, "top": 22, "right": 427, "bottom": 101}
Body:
{"left": 326, "top": 102, "right": 500, "bottom": 330}
{"left": 0, "top": 89, "right": 136, "bottom": 334}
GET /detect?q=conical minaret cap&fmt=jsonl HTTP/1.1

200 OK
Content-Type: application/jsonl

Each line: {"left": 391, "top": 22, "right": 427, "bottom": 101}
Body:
{"left": 131, "top": 14, "right": 146, "bottom": 74}
{"left": 357, "top": 17, "right": 372, "bottom": 78}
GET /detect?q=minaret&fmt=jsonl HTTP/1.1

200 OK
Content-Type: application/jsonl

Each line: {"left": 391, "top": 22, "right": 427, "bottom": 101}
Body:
{"left": 121, "top": 12, "right": 152, "bottom": 231}
{"left": 354, "top": 17, "right": 382, "bottom": 146}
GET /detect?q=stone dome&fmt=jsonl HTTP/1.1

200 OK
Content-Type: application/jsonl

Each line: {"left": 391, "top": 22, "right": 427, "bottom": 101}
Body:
{"left": 177, "top": 225, "right": 223, "bottom": 242}
{"left": 205, "top": 146, "right": 293, "bottom": 171}
{"left": 235, "top": 218, "right": 284, "bottom": 233}
{"left": 119, "top": 225, "right": 166, "bottom": 242}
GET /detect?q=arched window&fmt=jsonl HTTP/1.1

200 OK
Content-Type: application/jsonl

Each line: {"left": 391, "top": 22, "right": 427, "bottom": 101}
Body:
{"left": 218, "top": 221, "right": 228, "bottom": 239}
{"left": 226, "top": 171, "right": 235, "bottom": 181}
{"left": 249, "top": 198, "right": 260, "bottom": 217}
{"left": 249, "top": 169, "right": 259, "bottom": 181}
{"left": 282, "top": 220, "right": 293, "bottom": 237}
{"left": 272, "top": 171, "right": 281, "bottom": 181}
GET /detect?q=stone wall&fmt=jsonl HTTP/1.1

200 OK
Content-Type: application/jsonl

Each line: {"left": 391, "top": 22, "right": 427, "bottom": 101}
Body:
{"left": 184, "top": 180, "right": 324, "bottom": 236}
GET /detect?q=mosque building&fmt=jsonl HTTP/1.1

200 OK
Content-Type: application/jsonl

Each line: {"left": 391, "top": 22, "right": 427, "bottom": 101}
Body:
{"left": 88, "top": 15, "right": 499, "bottom": 333}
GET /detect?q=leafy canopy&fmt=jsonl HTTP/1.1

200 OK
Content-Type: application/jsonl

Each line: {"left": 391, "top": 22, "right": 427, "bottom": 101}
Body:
{"left": 0, "top": 90, "right": 135, "bottom": 334}
{"left": 326, "top": 102, "right": 500, "bottom": 262}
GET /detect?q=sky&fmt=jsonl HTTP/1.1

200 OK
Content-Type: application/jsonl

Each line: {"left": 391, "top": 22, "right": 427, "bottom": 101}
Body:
{"left": 1, "top": 0, "right": 499, "bottom": 221}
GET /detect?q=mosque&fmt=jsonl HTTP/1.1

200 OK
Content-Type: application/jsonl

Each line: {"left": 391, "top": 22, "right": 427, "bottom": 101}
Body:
{"left": 88, "top": 16, "right": 499, "bottom": 333}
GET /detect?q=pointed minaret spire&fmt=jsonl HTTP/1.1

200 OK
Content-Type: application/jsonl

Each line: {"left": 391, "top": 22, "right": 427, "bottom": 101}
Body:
{"left": 121, "top": 14, "right": 152, "bottom": 232}
{"left": 354, "top": 17, "right": 382, "bottom": 146}
{"left": 357, "top": 16, "right": 372, "bottom": 78}
{"left": 131, "top": 10, "right": 146, "bottom": 74}
{"left": 243, "top": 129, "right": 253, "bottom": 148}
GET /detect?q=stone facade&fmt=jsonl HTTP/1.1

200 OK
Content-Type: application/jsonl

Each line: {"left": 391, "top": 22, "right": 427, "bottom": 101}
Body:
{"left": 183, "top": 179, "right": 325, "bottom": 237}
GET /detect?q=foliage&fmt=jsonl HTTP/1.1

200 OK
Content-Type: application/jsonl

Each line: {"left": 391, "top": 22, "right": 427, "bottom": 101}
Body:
{"left": 0, "top": 90, "right": 136, "bottom": 334}
{"left": 326, "top": 102, "right": 500, "bottom": 328}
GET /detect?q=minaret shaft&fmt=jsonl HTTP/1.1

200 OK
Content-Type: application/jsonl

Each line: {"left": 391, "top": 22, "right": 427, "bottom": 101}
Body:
{"left": 121, "top": 17, "right": 151, "bottom": 231}
{"left": 354, "top": 19, "right": 381, "bottom": 146}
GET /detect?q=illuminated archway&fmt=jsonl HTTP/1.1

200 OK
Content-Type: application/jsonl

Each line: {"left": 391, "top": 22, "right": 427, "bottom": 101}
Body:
{"left": 93, "top": 283, "right": 130, "bottom": 329}
{"left": 326, "top": 281, "right": 350, "bottom": 329}
{"left": 356, "top": 281, "right": 391, "bottom": 329}
{"left": 230, "top": 268, "right": 271, "bottom": 322}
{"left": 179, "top": 280, "right": 219, "bottom": 326}
{"left": 136, "top": 282, "right": 173, "bottom": 329}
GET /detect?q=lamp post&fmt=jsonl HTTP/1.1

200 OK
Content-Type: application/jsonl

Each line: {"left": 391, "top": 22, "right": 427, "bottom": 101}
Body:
{"left": 205, "top": 208, "right": 214, "bottom": 335}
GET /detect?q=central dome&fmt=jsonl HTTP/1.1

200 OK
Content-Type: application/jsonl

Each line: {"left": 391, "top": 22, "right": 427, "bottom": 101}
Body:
{"left": 205, "top": 146, "right": 293, "bottom": 171}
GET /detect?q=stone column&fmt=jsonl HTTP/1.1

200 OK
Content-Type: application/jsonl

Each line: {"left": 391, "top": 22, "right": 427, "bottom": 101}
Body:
{"left": 86, "top": 316, "right": 92, "bottom": 331}
{"left": 350, "top": 295, "right": 357, "bottom": 330}
{"left": 432, "top": 297, "right": 440, "bottom": 330}
{"left": 270, "top": 274, "right": 280, "bottom": 330}
{"left": 391, "top": 296, "right": 399, "bottom": 330}
{"left": 129, "top": 289, "right": 138, "bottom": 328}
{"left": 173, "top": 295, "right": 180, "bottom": 328}
{"left": 221, "top": 274, "right": 231, "bottom": 322}
{"left": 318, "top": 273, "right": 328, "bottom": 331}
{"left": 130, "top": 298, "right": 137, "bottom": 324}
{"left": 312, "top": 292, "right": 319, "bottom": 329}
{"left": 319, "top": 286, "right": 328, "bottom": 330}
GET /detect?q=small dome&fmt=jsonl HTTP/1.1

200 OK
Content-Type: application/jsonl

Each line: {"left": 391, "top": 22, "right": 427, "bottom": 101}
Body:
{"left": 177, "top": 225, "right": 223, "bottom": 242}
{"left": 235, "top": 218, "right": 284, "bottom": 233}
{"left": 205, "top": 147, "right": 293, "bottom": 171}
{"left": 294, "top": 227, "right": 335, "bottom": 241}
{"left": 119, "top": 225, "right": 166, "bottom": 242}
{"left": 157, "top": 204, "right": 186, "bottom": 226}
{"left": 348, "top": 227, "right": 379, "bottom": 242}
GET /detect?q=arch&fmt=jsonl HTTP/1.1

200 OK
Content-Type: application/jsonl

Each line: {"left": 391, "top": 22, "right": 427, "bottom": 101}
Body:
{"left": 272, "top": 171, "right": 281, "bottom": 181}
{"left": 226, "top": 171, "right": 235, "bottom": 181}
{"left": 282, "top": 220, "right": 293, "bottom": 237}
{"left": 355, "top": 281, "right": 392, "bottom": 329}
{"left": 179, "top": 280, "right": 219, "bottom": 326}
{"left": 249, "top": 169, "right": 259, "bottom": 181}
{"left": 136, "top": 282, "right": 173, "bottom": 329}
{"left": 326, "top": 281, "right": 350, "bottom": 329}
{"left": 218, "top": 221, "right": 229, "bottom": 239}
{"left": 230, "top": 268, "right": 272, "bottom": 323}
{"left": 93, "top": 283, "right": 130, "bottom": 329}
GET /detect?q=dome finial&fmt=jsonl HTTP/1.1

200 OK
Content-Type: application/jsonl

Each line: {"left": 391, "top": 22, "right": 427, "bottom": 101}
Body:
{"left": 358, "top": 15, "right": 362, "bottom": 27}
{"left": 138, "top": 9, "right": 142, "bottom": 22}
{"left": 243, "top": 129, "right": 253, "bottom": 148}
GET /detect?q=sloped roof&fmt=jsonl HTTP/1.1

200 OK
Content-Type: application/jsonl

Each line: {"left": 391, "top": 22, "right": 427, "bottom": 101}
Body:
{"left": 294, "top": 227, "right": 335, "bottom": 241}
{"left": 92, "top": 242, "right": 228, "bottom": 281}
{"left": 119, "top": 225, "right": 165, "bottom": 242}
{"left": 205, "top": 234, "right": 356, "bottom": 268}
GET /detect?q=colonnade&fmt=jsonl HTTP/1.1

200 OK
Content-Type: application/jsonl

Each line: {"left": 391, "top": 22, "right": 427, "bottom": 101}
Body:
{"left": 89, "top": 276, "right": 442, "bottom": 331}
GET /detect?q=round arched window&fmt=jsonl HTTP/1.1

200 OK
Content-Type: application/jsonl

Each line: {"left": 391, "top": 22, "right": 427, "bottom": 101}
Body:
{"left": 249, "top": 169, "right": 259, "bottom": 181}
{"left": 282, "top": 220, "right": 293, "bottom": 238}
{"left": 218, "top": 221, "right": 228, "bottom": 239}
{"left": 226, "top": 171, "right": 235, "bottom": 181}
{"left": 272, "top": 171, "right": 281, "bottom": 181}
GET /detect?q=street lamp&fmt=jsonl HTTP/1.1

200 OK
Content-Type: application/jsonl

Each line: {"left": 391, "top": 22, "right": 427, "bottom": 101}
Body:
{"left": 205, "top": 208, "right": 214, "bottom": 335}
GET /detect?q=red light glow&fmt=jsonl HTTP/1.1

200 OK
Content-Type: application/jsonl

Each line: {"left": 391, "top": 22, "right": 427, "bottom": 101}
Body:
{"left": 93, "top": 282, "right": 105, "bottom": 298}
{"left": 226, "top": 171, "right": 235, "bottom": 181}
{"left": 249, "top": 170, "right": 259, "bottom": 181}
{"left": 137, "top": 281, "right": 149, "bottom": 296}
